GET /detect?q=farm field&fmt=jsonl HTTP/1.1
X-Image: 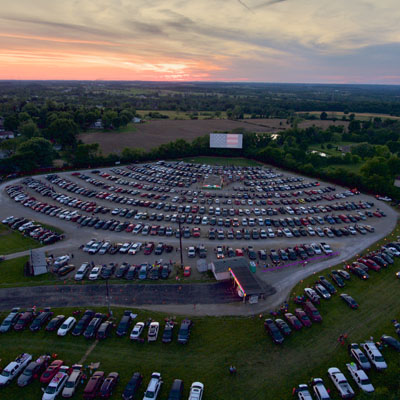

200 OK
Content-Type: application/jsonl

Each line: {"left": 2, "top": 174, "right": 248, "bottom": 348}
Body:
{"left": 297, "top": 111, "right": 400, "bottom": 121}
{"left": 80, "top": 118, "right": 349, "bottom": 154}
{"left": 0, "top": 224, "right": 399, "bottom": 399}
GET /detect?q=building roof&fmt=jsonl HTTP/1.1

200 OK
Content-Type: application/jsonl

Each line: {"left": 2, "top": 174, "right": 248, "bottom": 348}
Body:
{"left": 213, "top": 256, "right": 265, "bottom": 296}
{"left": 30, "top": 249, "right": 48, "bottom": 276}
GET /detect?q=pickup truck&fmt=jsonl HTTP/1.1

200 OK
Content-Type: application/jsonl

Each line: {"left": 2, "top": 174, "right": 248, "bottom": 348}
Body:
{"left": 0, "top": 353, "right": 32, "bottom": 386}
{"left": 327, "top": 367, "right": 355, "bottom": 399}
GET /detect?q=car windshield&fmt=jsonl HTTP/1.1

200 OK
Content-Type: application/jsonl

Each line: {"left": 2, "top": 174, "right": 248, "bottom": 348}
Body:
{"left": 360, "top": 379, "right": 370, "bottom": 385}
{"left": 45, "top": 386, "right": 57, "bottom": 394}
{"left": 23, "top": 368, "right": 33, "bottom": 376}
{"left": 60, "top": 323, "right": 68, "bottom": 329}
{"left": 65, "top": 381, "right": 75, "bottom": 388}
{"left": 2, "top": 320, "right": 11, "bottom": 326}
{"left": 375, "top": 356, "right": 384, "bottom": 362}
{"left": 145, "top": 391, "right": 155, "bottom": 398}
{"left": 1, "top": 370, "right": 10, "bottom": 377}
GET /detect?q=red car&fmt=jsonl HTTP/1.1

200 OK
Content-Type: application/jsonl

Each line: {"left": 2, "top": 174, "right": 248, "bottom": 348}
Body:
{"left": 192, "top": 227, "right": 201, "bottom": 238}
{"left": 284, "top": 313, "right": 303, "bottom": 330}
{"left": 125, "top": 224, "right": 135, "bottom": 233}
{"left": 14, "top": 310, "right": 35, "bottom": 331}
{"left": 183, "top": 266, "right": 191, "bottom": 277}
{"left": 143, "top": 242, "right": 154, "bottom": 255}
{"left": 99, "top": 372, "right": 119, "bottom": 398}
{"left": 84, "top": 371, "right": 105, "bottom": 399}
{"left": 40, "top": 360, "right": 64, "bottom": 384}
{"left": 358, "top": 258, "right": 381, "bottom": 272}
{"left": 303, "top": 301, "right": 322, "bottom": 322}
{"left": 295, "top": 308, "right": 312, "bottom": 327}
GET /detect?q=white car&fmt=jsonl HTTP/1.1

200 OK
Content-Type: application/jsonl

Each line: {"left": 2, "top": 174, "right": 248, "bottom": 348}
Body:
{"left": 132, "top": 224, "right": 143, "bottom": 234}
{"left": 361, "top": 341, "right": 387, "bottom": 370}
{"left": 61, "top": 364, "right": 82, "bottom": 398}
{"left": 54, "top": 255, "right": 70, "bottom": 269}
{"left": 88, "top": 241, "right": 103, "bottom": 255}
{"left": 310, "top": 243, "right": 322, "bottom": 255}
{"left": 311, "top": 378, "right": 331, "bottom": 400}
{"left": 57, "top": 316, "right": 76, "bottom": 336}
{"left": 147, "top": 322, "right": 159, "bottom": 342}
{"left": 320, "top": 242, "right": 333, "bottom": 255}
{"left": 130, "top": 322, "right": 145, "bottom": 341}
{"left": 346, "top": 363, "right": 374, "bottom": 393}
{"left": 188, "top": 246, "right": 196, "bottom": 258}
{"left": 327, "top": 367, "right": 355, "bottom": 399}
{"left": 128, "top": 242, "right": 142, "bottom": 255}
{"left": 307, "top": 226, "right": 316, "bottom": 236}
{"left": 283, "top": 228, "right": 293, "bottom": 238}
{"left": 143, "top": 372, "right": 163, "bottom": 400}
{"left": 74, "top": 263, "right": 90, "bottom": 281}
{"left": 88, "top": 265, "right": 103, "bottom": 280}
{"left": 314, "top": 284, "right": 331, "bottom": 300}
{"left": 188, "top": 381, "right": 204, "bottom": 400}
{"left": 0, "top": 353, "right": 32, "bottom": 386}
{"left": 119, "top": 242, "right": 132, "bottom": 254}
{"left": 386, "top": 247, "right": 400, "bottom": 256}
{"left": 83, "top": 240, "right": 96, "bottom": 252}
{"left": 42, "top": 367, "right": 69, "bottom": 400}
{"left": 304, "top": 288, "right": 320, "bottom": 303}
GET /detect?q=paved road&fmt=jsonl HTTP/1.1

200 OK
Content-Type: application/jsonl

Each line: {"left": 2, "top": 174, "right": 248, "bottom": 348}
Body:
{"left": 0, "top": 281, "right": 276, "bottom": 310}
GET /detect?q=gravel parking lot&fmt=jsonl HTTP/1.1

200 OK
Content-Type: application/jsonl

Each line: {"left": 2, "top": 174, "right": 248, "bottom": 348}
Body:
{"left": 0, "top": 161, "right": 398, "bottom": 314}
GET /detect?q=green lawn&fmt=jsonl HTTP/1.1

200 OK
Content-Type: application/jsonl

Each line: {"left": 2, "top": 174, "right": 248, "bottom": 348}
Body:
{"left": 0, "top": 223, "right": 400, "bottom": 398}
{"left": 177, "top": 156, "right": 263, "bottom": 167}
{"left": 0, "top": 225, "right": 42, "bottom": 255}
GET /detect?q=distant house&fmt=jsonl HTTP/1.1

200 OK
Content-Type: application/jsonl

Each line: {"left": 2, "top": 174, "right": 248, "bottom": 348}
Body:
{"left": 90, "top": 119, "right": 103, "bottom": 129}
{"left": 0, "top": 131, "right": 14, "bottom": 140}
{"left": 132, "top": 117, "right": 142, "bottom": 124}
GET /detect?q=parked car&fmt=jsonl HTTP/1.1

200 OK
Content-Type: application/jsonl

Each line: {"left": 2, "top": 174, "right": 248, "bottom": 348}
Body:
{"left": 327, "top": 367, "right": 355, "bottom": 399}
{"left": 99, "top": 372, "right": 119, "bottom": 398}
{"left": 83, "top": 313, "right": 105, "bottom": 339}
{"left": 0, "top": 307, "right": 20, "bottom": 333}
{"left": 167, "top": 379, "right": 184, "bottom": 400}
{"left": 304, "top": 288, "right": 320, "bottom": 304}
{"left": 340, "top": 294, "right": 358, "bottom": 309}
{"left": 40, "top": 360, "right": 64, "bottom": 384}
{"left": 97, "top": 321, "right": 113, "bottom": 340}
{"left": 361, "top": 342, "right": 387, "bottom": 370}
{"left": 57, "top": 316, "right": 76, "bottom": 336}
{"left": 380, "top": 334, "right": 400, "bottom": 352}
{"left": 188, "top": 381, "right": 204, "bottom": 400}
{"left": 303, "top": 301, "right": 322, "bottom": 322}
{"left": 30, "top": 308, "right": 53, "bottom": 332}
{"left": 148, "top": 321, "right": 160, "bottom": 342}
{"left": 264, "top": 318, "right": 284, "bottom": 344}
{"left": 177, "top": 319, "right": 193, "bottom": 344}
{"left": 83, "top": 371, "right": 105, "bottom": 399}
{"left": 296, "top": 384, "right": 313, "bottom": 400}
{"left": 14, "top": 309, "right": 35, "bottom": 331}
{"left": 346, "top": 363, "right": 374, "bottom": 393}
{"left": 61, "top": 364, "right": 83, "bottom": 398}
{"left": 74, "top": 263, "right": 90, "bottom": 280}
{"left": 72, "top": 310, "right": 94, "bottom": 336}
{"left": 0, "top": 353, "right": 32, "bottom": 386}
{"left": 122, "top": 372, "right": 143, "bottom": 400}
{"left": 275, "top": 319, "right": 292, "bottom": 336}
{"left": 162, "top": 321, "right": 175, "bottom": 344}
{"left": 17, "top": 355, "right": 51, "bottom": 387}
{"left": 284, "top": 313, "right": 303, "bottom": 330}
{"left": 295, "top": 308, "right": 312, "bottom": 327}
{"left": 42, "top": 366, "right": 70, "bottom": 400}
{"left": 116, "top": 310, "right": 132, "bottom": 337}
{"left": 143, "top": 372, "right": 163, "bottom": 400}
{"left": 348, "top": 343, "right": 371, "bottom": 370}
{"left": 314, "top": 284, "right": 331, "bottom": 300}
{"left": 310, "top": 378, "right": 331, "bottom": 400}
{"left": 130, "top": 322, "right": 145, "bottom": 341}
{"left": 46, "top": 315, "right": 66, "bottom": 332}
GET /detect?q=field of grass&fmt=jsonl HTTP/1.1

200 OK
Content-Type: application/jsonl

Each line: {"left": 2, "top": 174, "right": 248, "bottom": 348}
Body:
{"left": 297, "top": 111, "right": 400, "bottom": 121}
{"left": 177, "top": 156, "right": 263, "bottom": 167}
{"left": 136, "top": 110, "right": 227, "bottom": 120}
{"left": 0, "top": 222, "right": 400, "bottom": 399}
{"left": 0, "top": 225, "right": 42, "bottom": 255}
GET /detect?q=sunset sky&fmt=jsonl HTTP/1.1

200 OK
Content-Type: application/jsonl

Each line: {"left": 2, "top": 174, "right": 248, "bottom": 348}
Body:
{"left": 0, "top": 0, "right": 399, "bottom": 83}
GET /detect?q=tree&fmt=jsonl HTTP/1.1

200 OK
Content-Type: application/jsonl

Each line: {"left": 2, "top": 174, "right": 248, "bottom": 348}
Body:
{"left": 102, "top": 110, "right": 118, "bottom": 129}
{"left": 4, "top": 115, "right": 18, "bottom": 131}
{"left": 73, "top": 143, "right": 100, "bottom": 166}
{"left": 320, "top": 112, "right": 328, "bottom": 120}
{"left": 19, "top": 120, "right": 40, "bottom": 138}
{"left": 16, "top": 137, "right": 54, "bottom": 168}
{"left": 47, "top": 118, "right": 78, "bottom": 148}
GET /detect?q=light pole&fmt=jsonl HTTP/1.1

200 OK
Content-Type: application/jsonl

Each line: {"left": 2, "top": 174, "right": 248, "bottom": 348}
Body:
{"left": 178, "top": 219, "right": 183, "bottom": 268}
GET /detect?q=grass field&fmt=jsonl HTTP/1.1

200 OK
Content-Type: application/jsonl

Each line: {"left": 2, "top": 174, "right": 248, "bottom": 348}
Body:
{"left": 136, "top": 110, "right": 228, "bottom": 120}
{"left": 297, "top": 111, "right": 400, "bottom": 121}
{"left": 177, "top": 156, "right": 263, "bottom": 167}
{"left": 0, "top": 225, "right": 42, "bottom": 255}
{"left": 0, "top": 222, "right": 399, "bottom": 399}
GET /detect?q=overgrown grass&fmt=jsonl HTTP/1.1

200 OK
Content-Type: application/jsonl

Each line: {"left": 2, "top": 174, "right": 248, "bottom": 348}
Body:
{"left": 0, "top": 225, "right": 42, "bottom": 255}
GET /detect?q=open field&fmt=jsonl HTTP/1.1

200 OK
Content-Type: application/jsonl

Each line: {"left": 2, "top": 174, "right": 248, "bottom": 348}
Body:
{"left": 136, "top": 110, "right": 229, "bottom": 120}
{"left": 0, "top": 224, "right": 42, "bottom": 255}
{"left": 80, "top": 118, "right": 349, "bottom": 154}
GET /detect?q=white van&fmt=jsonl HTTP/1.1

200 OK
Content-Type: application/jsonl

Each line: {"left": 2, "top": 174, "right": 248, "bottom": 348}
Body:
{"left": 74, "top": 263, "right": 90, "bottom": 281}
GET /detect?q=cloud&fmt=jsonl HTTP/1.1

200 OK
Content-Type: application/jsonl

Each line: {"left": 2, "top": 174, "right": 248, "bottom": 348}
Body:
{"left": 0, "top": 0, "right": 399, "bottom": 82}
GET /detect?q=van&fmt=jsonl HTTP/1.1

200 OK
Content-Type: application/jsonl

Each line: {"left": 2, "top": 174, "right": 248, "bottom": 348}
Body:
{"left": 167, "top": 379, "right": 184, "bottom": 400}
{"left": 74, "top": 263, "right": 90, "bottom": 281}
{"left": 311, "top": 378, "right": 331, "bottom": 400}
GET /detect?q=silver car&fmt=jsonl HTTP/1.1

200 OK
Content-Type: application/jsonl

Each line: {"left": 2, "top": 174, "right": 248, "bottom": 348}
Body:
{"left": 61, "top": 364, "right": 83, "bottom": 398}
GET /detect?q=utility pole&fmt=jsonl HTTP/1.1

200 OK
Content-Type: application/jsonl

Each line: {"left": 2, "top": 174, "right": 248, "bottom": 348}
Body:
{"left": 178, "top": 219, "right": 183, "bottom": 268}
